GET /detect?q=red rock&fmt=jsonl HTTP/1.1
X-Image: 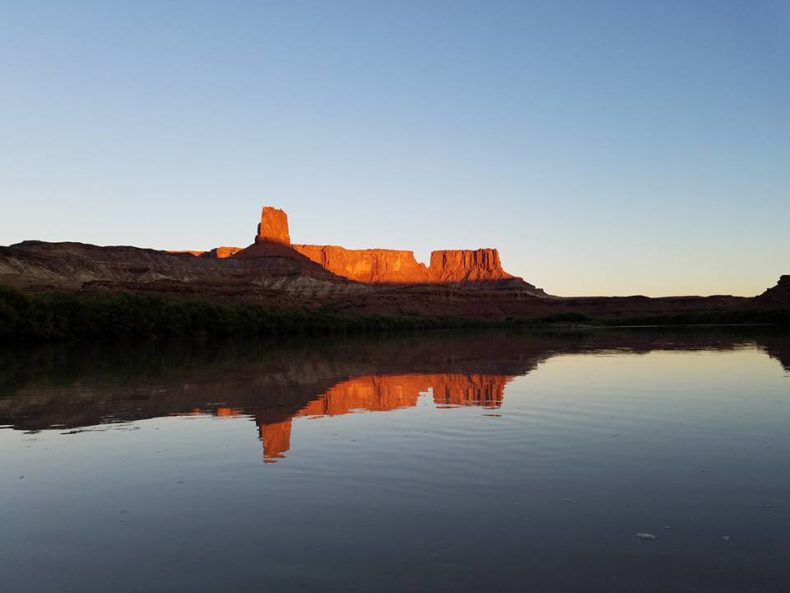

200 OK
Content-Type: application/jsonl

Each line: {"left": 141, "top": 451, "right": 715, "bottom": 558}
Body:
{"left": 170, "top": 206, "right": 523, "bottom": 287}
{"left": 429, "top": 249, "right": 513, "bottom": 282}
{"left": 256, "top": 207, "right": 290, "bottom": 245}
{"left": 293, "top": 245, "right": 430, "bottom": 283}
{"left": 293, "top": 244, "right": 514, "bottom": 285}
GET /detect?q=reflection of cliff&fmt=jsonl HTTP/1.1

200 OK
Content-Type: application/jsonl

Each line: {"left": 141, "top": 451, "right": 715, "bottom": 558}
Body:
{"left": 257, "top": 373, "right": 513, "bottom": 462}
{"left": 259, "top": 419, "right": 292, "bottom": 463}
{"left": 0, "top": 329, "right": 787, "bottom": 462}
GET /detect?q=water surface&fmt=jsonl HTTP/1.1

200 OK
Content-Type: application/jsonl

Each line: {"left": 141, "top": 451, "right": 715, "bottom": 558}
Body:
{"left": 1, "top": 330, "right": 789, "bottom": 592}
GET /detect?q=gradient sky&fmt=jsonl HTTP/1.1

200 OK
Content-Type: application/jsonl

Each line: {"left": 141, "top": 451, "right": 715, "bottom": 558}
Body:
{"left": 2, "top": 1, "right": 788, "bottom": 296}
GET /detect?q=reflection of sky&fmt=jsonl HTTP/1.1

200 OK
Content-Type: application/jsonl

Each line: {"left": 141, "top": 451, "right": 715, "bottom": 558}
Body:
{"left": 2, "top": 3, "right": 789, "bottom": 297}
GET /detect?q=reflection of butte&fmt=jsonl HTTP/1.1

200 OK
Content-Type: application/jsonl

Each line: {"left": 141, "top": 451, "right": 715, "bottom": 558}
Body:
{"left": 257, "top": 373, "right": 514, "bottom": 463}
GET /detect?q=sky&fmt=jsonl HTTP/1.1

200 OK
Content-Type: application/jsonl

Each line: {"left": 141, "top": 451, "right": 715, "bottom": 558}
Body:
{"left": 1, "top": 0, "right": 788, "bottom": 297}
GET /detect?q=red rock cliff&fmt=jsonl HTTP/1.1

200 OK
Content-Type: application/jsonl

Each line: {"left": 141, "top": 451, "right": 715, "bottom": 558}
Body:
{"left": 256, "top": 206, "right": 291, "bottom": 245}
{"left": 242, "top": 205, "right": 524, "bottom": 286}
{"left": 429, "top": 249, "right": 513, "bottom": 282}
{"left": 293, "top": 244, "right": 513, "bottom": 284}
{"left": 293, "top": 245, "right": 430, "bottom": 283}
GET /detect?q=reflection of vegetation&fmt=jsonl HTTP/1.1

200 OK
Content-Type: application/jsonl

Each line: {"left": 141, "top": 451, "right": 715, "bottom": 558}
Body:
{"left": 0, "top": 284, "right": 788, "bottom": 343}
{"left": 0, "top": 337, "right": 281, "bottom": 396}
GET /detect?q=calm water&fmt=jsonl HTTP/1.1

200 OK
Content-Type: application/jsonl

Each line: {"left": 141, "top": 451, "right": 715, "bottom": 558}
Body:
{"left": 1, "top": 329, "right": 789, "bottom": 593}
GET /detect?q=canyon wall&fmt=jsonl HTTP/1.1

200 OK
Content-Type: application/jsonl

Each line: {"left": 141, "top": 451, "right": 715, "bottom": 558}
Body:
{"left": 429, "top": 249, "right": 513, "bottom": 282}
{"left": 292, "top": 244, "right": 431, "bottom": 283}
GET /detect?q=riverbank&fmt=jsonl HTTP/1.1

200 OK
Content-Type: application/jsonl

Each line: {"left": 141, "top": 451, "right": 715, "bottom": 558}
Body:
{"left": 1, "top": 285, "right": 787, "bottom": 341}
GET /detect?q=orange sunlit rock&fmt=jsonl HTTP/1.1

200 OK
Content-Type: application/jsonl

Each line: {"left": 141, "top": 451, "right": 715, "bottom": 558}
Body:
{"left": 255, "top": 206, "right": 291, "bottom": 245}
{"left": 292, "top": 245, "right": 430, "bottom": 284}
{"left": 206, "top": 246, "right": 243, "bottom": 259}
{"left": 429, "top": 249, "right": 513, "bottom": 283}
{"left": 292, "top": 244, "right": 513, "bottom": 284}
{"left": 244, "top": 205, "right": 519, "bottom": 285}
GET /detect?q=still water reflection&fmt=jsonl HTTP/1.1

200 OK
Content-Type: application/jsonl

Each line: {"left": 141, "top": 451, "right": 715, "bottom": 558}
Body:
{"left": 1, "top": 329, "right": 789, "bottom": 592}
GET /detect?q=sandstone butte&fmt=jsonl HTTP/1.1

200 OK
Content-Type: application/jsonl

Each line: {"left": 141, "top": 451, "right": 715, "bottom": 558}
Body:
{"left": 214, "top": 205, "right": 520, "bottom": 285}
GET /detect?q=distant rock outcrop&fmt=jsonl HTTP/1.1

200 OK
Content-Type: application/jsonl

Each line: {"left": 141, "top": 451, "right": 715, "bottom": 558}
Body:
{"left": 203, "top": 246, "right": 243, "bottom": 259}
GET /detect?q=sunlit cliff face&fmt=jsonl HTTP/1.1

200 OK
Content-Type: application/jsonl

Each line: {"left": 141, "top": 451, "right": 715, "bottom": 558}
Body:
{"left": 253, "top": 205, "right": 517, "bottom": 285}
{"left": 257, "top": 373, "right": 513, "bottom": 463}
{"left": 255, "top": 206, "right": 291, "bottom": 245}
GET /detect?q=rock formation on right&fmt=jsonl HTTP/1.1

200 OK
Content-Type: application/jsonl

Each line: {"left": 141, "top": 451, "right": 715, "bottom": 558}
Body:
{"left": 754, "top": 275, "right": 790, "bottom": 307}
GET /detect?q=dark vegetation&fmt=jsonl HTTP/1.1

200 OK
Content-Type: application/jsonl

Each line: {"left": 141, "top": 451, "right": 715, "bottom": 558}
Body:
{"left": 1, "top": 284, "right": 787, "bottom": 342}
{"left": 599, "top": 309, "right": 790, "bottom": 327}
{"left": 0, "top": 285, "right": 494, "bottom": 341}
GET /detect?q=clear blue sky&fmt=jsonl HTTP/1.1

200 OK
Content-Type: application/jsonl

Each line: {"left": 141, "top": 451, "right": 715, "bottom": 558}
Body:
{"left": 2, "top": 1, "right": 788, "bottom": 296}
